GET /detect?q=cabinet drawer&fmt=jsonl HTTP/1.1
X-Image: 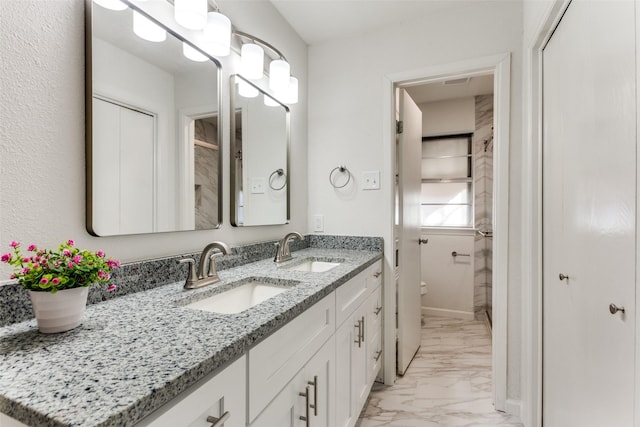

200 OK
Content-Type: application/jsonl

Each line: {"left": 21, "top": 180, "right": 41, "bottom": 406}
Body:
{"left": 335, "top": 261, "right": 382, "bottom": 327}
{"left": 248, "top": 293, "right": 335, "bottom": 421}
{"left": 367, "top": 285, "right": 382, "bottom": 340}
{"left": 137, "top": 355, "right": 246, "bottom": 427}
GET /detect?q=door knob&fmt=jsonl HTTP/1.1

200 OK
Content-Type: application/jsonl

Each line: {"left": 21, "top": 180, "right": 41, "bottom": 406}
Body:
{"left": 609, "top": 303, "right": 625, "bottom": 315}
{"left": 558, "top": 273, "right": 569, "bottom": 281}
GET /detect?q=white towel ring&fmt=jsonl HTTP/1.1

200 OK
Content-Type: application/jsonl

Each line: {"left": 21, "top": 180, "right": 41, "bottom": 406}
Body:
{"left": 269, "top": 168, "right": 287, "bottom": 191}
{"left": 329, "top": 165, "right": 351, "bottom": 189}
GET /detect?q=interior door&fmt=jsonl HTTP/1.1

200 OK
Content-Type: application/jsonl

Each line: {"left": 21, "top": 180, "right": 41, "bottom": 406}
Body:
{"left": 542, "top": 1, "right": 636, "bottom": 425}
{"left": 397, "top": 89, "right": 422, "bottom": 375}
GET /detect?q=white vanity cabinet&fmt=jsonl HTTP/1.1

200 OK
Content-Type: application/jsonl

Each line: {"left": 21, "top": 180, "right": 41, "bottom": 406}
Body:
{"left": 250, "top": 336, "right": 335, "bottom": 427}
{"left": 136, "top": 355, "right": 246, "bottom": 427}
{"left": 334, "top": 261, "right": 383, "bottom": 427}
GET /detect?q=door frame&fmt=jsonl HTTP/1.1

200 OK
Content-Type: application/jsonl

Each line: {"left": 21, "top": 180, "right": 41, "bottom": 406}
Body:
{"left": 524, "top": 1, "right": 640, "bottom": 426}
{"left": 382, "top": 52, "right": 511, "bottom": 412}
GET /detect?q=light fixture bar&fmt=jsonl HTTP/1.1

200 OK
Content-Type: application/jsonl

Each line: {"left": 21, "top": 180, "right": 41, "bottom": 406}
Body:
{"left": 232, "top": 30, "right": 288, "bottom": 63}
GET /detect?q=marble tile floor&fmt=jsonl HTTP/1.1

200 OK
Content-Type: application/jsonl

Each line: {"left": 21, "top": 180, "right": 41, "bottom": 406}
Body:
{"left": 357, "top": 316, "right": 523, "bottom": 427}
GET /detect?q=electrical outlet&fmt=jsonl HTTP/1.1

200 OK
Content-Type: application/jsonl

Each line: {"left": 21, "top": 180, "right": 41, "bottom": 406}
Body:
{"left": 362, "top": 171, "right": 380, "bottom": 190}
{"left": 250, "top": 177, "right": 266, "bottom": 194}
{"left": 313, "top": 214, "right": 324, "bottom": 232}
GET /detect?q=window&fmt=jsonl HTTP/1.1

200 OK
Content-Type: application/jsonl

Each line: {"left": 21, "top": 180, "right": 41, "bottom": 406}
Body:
{"left": 421, "top": 133, "right": 473, "bottom": 227}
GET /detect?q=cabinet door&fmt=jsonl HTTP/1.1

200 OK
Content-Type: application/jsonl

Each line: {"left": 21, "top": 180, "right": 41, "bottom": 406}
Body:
{"left": 335, "top": 305, "right": 367, "bottom": 427}
{"left": 252, "top": 338, "right": 334, "bottom": 427}
{"left": 138, "top": 356, "right": 246, "bottom": 427}
{"left": 302, "top": 336, "right": 335, "bottom": 427}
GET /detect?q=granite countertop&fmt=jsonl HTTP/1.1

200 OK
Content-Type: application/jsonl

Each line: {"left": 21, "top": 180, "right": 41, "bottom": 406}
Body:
{"left": 0, "top": 248, "right": 382, "bottom": 427}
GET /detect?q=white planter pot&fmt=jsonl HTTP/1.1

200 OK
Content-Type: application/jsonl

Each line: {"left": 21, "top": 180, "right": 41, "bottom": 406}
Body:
{"left": 29, "top": 287, "right": 89, "bottom": 333}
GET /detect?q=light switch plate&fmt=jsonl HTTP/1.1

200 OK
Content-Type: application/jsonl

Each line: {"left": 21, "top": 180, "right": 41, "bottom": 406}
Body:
{"left": 250, "top": 177, "right": 266, "bottom": 194}
{"left": 313, "top": 214, "right": 324, "bottom": 232}
{"left": 362, "top": 171, "right": 380, "bottom": 190}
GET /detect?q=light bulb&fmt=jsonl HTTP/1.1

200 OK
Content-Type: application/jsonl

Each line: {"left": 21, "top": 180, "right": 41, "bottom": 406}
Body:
{"left": 264, "top": 95, "right": 279, "bottom": 107}
{"left": 240, "top": 43, "right": 264, "bottom": 80}
{"left": 133, "top": 11, "right": 166, "bottom": 43}
{"left": 93, "top": 0, "right": 127, "bottom": 11}
{"left": 269, "top": 59, "right": 290, "bottom": 92}
{"left": 203, "top": 12, "right": 231, "bottom": 57}
{"left": 238, "top": 80, "right": 258, "bottom": 98}
{"left": 282, "top": 76, "right": 298, "bottom": 104}
{"left": 183, "top": 43, "right": 208, "bottom": 62}
{"left": 174, "top": 0, "right": 207, "bottom": 30}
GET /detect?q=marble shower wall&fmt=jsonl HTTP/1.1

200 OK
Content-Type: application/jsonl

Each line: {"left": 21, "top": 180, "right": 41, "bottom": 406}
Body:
{"left": 194, "top": 117, "right": 219, "bottom": 229}
{"left": 473, "top": 95, "right": 494, "bottom": 321}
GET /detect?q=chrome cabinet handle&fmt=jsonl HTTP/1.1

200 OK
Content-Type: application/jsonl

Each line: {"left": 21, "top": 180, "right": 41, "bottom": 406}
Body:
{"left": 206, "top": 411, "right": 230, "bottom": 427}
{"left": 360, "top": 316, "right": 365, "bottom": 343}
{"left": 354, "top": 320, "right": 362, "bottom": 347}
{"left": 374, "top": 306, "right": 382, "bottom": 315}
{"left": 374, "top": 350, "right": 382, "bottom": 362}
{"left": 559, "top": 273, "right": 569, "bottom": 281}
{"left": 373, "top": 271, "right": 382, "bottom": 278}
{"left": 609, "top": 303, "right": 625, "bottom": 315}
{"left": 299, "top": 385, "right": 311, "bottom": 426}
{"left": 308, "top": 375, "right": 318, "bottom": 416}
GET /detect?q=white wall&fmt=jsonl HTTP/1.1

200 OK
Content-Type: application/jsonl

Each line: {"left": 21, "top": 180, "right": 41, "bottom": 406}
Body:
{"left": 0, "top": 0, "right": 308, "bottom": 277}
{"left": 307, "top": 0, "right": 523, "bottom": 402}
{"left": 420, "top": 97, "right": 475, "bottom": 136}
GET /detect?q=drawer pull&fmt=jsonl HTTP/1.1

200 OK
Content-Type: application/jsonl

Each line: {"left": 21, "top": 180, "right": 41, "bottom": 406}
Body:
{"left": 206, "top": 411, "right": 230, "bottom": 427}
{"left": 373, "top": 271, "right": 382, "bottom": 278}
{"left": 374, "top": 350, "right": 382, "bottom": 362}
{"left": 308, "top": 375, "right": 318, "bottom": 416}
{"left": 299, "top": 385, "right": 311, "bottom": 426}
{"left": 354, "top": 320, "right": 362, "bottom": 347}
{"left": 374, "top": 306, "right": 382, "bottom": 315}
{"left": 360, "top": 316, "right": 365, "bottom": 343}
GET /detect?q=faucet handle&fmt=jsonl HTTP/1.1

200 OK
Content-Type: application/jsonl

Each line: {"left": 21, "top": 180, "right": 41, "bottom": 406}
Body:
{"left": 178, "top": 258, "right": 197, "bottom": 288}
{"left": 207, "top": 252, "right": 224, "bottom": 277}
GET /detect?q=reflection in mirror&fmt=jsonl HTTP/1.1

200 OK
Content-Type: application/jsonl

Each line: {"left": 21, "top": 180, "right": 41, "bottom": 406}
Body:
{"left": 86, "top": 0, "right": 222, "bottom": 236}
{"left": 230, "top": 75, "right": 290, "bottom": 226}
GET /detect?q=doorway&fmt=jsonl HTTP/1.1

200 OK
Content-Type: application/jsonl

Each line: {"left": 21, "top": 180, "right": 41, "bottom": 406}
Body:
{"left": 383, "top": 53, "right": 511, "bottom": 412}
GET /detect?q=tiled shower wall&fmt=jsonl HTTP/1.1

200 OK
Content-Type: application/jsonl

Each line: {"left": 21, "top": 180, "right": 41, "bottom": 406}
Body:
{"left": 194, "top": 118, "right": 219, "bottom": 229}
{"left": 473, "top": 95, "right": 494, "bottom": 321}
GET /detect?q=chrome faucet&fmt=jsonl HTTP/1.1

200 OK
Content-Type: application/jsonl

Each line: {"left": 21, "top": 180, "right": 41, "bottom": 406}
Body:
{"left": 178, "top": 241, "right": 231, "bottom": 289}
{"left": 274, "top": 232, "right": 304, "bottom": 263}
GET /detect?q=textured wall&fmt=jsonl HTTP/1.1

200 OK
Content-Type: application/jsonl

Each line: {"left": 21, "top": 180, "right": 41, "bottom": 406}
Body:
{"left": 0, "top": 0, "right": 308, "bottom": 279}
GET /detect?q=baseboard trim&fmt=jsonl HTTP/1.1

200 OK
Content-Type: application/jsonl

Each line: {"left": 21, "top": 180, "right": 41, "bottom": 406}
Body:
{"left": 422, "top": 307, "right": 475, "bottom": 320}
{"left": 504, "top": 398, "right": 522, "bottom": 419}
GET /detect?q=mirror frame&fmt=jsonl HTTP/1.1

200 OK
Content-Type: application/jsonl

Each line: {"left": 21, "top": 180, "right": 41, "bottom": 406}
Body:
{"left": 229, "top": 74, "right": 291, "bottom": 227}
{"left": 85, "top": 0, "right": 223, "bottom": 236}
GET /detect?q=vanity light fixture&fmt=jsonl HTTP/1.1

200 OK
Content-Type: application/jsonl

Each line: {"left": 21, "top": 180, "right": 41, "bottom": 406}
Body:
{"left": 269, "top": 59, "right": 290, "bottom": 93}
{"left": 240, "top": 43, "right": 265, "bottom": 80}
{"left": 183, "top": 42, "right": 208, "bottom": 62}
{"left": 203, "top": 11, "right": 231, "bottom": 57}
{"left": 238, "top": 80, "right": 259, "bottom": 98}
{"left": 133, "top": 10, "right": 166, "bottom": 42}
{"left": 282, "top": 76, "right": 299, "bottom": 105}
{"left": 93, "top": 0, "right": 127, "bottom": 11}
{"left": 174, "top": 0, "right": 208, "bottom": 30}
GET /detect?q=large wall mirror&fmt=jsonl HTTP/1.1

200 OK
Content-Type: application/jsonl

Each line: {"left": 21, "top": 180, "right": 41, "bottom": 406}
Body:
{"left": 230, "top": 75, "right": 290, "bottom": 226}
{"left": 86, "top": 0, "right": 222, "bottom": 236}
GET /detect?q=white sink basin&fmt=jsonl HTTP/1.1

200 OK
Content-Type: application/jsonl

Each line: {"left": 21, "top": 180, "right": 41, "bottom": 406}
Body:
{"left": 185, "top": 282, "right": 288, "bottom": 314}
{"left": 286, "top": 260, "right": 341, "bottom": 273}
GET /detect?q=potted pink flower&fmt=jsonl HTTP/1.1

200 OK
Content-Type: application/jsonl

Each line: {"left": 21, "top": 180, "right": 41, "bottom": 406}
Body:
{"left": 1, "top": 240, "right": 120, "bottom": 333}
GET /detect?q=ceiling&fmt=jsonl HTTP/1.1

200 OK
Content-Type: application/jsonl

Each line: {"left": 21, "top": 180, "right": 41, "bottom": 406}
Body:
{"left": 405, "top": 74, "right": 494, "bottom": 104}
{"left": 269, "top": 0, "right": 485, "bottom": 45}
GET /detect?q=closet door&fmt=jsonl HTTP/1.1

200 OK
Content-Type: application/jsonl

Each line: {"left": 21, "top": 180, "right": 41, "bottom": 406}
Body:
{"left": 542, "top": 1, "right": 636, "bottom": 425}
